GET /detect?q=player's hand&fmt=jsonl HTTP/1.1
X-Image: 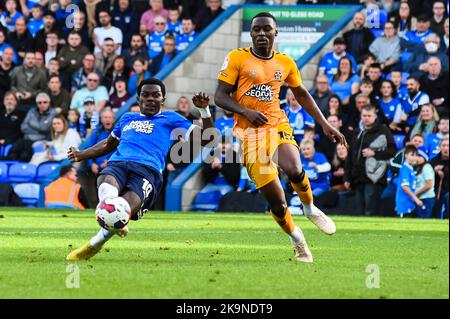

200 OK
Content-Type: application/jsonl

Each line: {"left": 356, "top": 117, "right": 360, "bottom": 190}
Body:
{"left": 242, "top": 109, "right": 268, "bottom": 127}
{"left": 192, "top": 92, "right": 210, "bottom": 108}
{"left": 166, "top": 163, "right": 176, "bottom": 172}
{"left": 322, "top": 122, "right": 347, "bottom": 147}
{"left": 68, "top": 146, "right": 82, "bottom": 162}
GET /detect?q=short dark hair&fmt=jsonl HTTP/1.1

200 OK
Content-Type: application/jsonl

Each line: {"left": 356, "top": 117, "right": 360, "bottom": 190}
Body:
{"left": 404, "top": 145, "right": 418, "bottom": 155}
{"left": 439, "top": 115, "right": 449, "bottom": 122}
{"left": 369, "top": 63, "right": 382, "bottom": 70}
{"left": 59, "top": 165, "right": 74, "bottom": 177}
{"left": 104, "top": 37, "right": 114, "bottom": 42}
{"left": 361, "top": 78, "right": 373, "bottom": 86}
{"left": 361, "top": 104, "right": 377, "bottom": 113}
{"left": 137, "top": 78, "right": 166, "bottom": 97}
{"left": 407, "top": 75, "right": 420, "bottom": 83}
{"left": 251, "top": 12, "right": 277, "bottom": 25}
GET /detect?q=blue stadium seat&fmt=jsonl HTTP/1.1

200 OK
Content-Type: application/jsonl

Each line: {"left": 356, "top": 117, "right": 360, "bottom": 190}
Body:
{"left": 191, "top": 190, "right": 223, "bottom": 211}
{"left": 8, "top": 163, "right": 37, "bottom": 183}
{"left": 14, "top": 183, "right": 40, "bottom": 207}
{"left": 36, "top": 162, "right": 60, "bottom": 183}
{"left": 393, "top": 134, "right": 406, "bottom": 149}
{"left": 0, "top": 163, "right": 8, "bottom": 183}
{"left": 33, "top": 144, "right": 45, "bottom": 154}
{"left": 1, "top": 144, "right": 13, "bottom": 157}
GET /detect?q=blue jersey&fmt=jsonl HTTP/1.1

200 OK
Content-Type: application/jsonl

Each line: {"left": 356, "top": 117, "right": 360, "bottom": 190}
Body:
{"left": 168, "top": 21, "right": 182, "bottom": 35}
{"left": 26, "top": 0, "right": 41, "bottom": 8}
{"left": 176, "top": 31, "right": 197, "bottom": 52}
{"left": 402, "top": 91, "right": 429, "bottom": 126}
{"left": 402, "top": 30, "right": 432, "bottom": 45}
{"left": 214, "top": 115, "right": 234, "bottom": 138}
{"left": 424, "top": 133, "right": 445, "bottom": 160}
{"left": 379, "top": 98, "right": 402, "bottom": 122}
{"left": 27, "top": 18, "right": 43, "bottom": 37}
{"left": 0, "top": 11, "right": 24, "bottom": 32}
{"left": 319, "top": 51, "right": 357, "bottom": 78}
{"left": 110, "top": 111, "right": 195, "bottom": 174}
{"left": 301, "top": 152, "right": 330, "bottom": 186}
{"left": 147, "top": 31, "right": 166, "bottom": 59}
{"left": 283, "top": 106, "right": 314, "bottom": 143}
{"left": 395, "top": 163, "right": 416, "bottom": 214}
{"left": 396, "top": 85, "right": 408, "bottom": 101}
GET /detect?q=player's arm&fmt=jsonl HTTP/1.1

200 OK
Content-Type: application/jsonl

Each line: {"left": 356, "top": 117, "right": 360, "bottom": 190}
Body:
{"left": 290, "top": 84, "right": 347, "bottom": 147}
{"left": 214, "top": 80, "right": 268, "bottom": 126}
{"left": 191, "top": 92, "right": 219, "bottom": 147}
{"left": 68, "top": 135, "right": 119, "bottom": 162}
{"left": 401, "top": 184, "right": 423, "bottom": 207}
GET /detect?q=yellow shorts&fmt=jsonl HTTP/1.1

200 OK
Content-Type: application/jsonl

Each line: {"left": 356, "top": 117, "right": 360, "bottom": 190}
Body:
{"left": 241, "top": 122, "right": 298, "bottom": 189}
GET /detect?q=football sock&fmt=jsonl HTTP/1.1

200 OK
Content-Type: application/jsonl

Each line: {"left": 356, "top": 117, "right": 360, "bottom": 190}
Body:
{"left": 98, "top": 183, "right": 119, "bottom": 202}
{"left": 289, "top": 226, "right": 305, "bottom": 246}
{"left": 90, "top": 228, "right": 114, "bottom": 248}
{"left": 271, "top": 207, "right": 295, "bottom": 235}
{"left": 290, "top": 170, "right": 314, "bottom": 216}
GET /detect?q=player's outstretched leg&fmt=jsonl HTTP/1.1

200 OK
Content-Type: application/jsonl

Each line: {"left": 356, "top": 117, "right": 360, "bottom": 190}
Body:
{"left": 277, "top": 144, "right": 336, "bottom": 235}
{"left": 260, "top": 178, "right": 313, "bottom": 263}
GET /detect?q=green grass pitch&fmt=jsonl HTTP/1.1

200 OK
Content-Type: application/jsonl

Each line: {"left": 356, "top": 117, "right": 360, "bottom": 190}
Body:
{"left": 0, "top": 208, "right": 448, "bottom": 299}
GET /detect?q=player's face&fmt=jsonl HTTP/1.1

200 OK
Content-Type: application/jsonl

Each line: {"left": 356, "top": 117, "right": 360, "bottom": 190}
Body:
{"left": 250, "top": 17, "right": 277, "bottom": 52}
{"left": 139, "top": 84, "right": 165, "bottom": 117}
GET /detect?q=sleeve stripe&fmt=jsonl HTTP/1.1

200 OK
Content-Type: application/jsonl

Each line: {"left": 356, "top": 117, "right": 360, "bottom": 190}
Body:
{"left": 111, "top": 131, "right": 120, "bottom": 140}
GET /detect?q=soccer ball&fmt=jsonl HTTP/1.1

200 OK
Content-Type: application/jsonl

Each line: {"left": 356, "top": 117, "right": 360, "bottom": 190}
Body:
{"left": 95, "top": 197, "right": 131, "bottom": 231}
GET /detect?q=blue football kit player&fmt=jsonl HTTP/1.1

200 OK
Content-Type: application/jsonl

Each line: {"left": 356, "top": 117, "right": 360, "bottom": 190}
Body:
{"left": 66, "top": 78, "right": 216, "bottom": 260}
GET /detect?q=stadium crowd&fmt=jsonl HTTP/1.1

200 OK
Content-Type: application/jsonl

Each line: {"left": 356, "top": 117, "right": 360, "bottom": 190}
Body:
{"left": 0, "top": 0, "right": 448, "bottom": 218}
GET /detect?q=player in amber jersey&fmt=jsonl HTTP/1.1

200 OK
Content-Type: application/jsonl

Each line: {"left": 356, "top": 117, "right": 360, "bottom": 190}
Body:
{"left": 215, "top": 12, "right": 347, "bottom": 263}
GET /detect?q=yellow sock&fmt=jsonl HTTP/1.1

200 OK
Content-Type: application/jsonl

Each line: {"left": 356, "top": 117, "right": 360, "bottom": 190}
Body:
{"left": 291, "top": 171, "right": 313, "bottom": 205}
{"left": 271, "top": 207, "right": 295, "bottom": 234}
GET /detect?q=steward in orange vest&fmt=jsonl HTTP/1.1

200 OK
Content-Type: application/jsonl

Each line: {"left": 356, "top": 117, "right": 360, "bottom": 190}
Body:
{"left": 45, "top": 165, "right": 88, "bottom": 209}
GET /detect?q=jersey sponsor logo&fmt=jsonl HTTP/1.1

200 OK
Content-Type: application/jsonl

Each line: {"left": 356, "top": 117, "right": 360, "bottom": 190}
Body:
{"left": 249, "top": 70, "right": 257, "bottom": 78}
{"left": 244, "top": 84, "right": 274, "bottom": 102}
{"left": 123, "top": 120, "right": 155, "bottom": 134}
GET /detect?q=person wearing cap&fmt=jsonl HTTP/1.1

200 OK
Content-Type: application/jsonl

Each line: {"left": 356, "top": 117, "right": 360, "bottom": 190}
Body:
{"left": 79, "top": 96, "right": 100, "bottom": 139}
{"left": 319, "top": 36, "right": 357, "bottom": 79}
{"left": 401, "top": 14, "right": 433, "bottom": 52}
{"left": 70, "top": 72, "right": 109, "bottom": 113}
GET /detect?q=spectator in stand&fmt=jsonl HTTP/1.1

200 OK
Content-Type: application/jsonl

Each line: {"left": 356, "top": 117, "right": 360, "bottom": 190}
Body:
{"left": 149, "top": 36, "right": 177, "bottom": 75}
{"left": 442, "top": 18, "right": 449, "bottom": 52}
{"left": 62, "top": 10, "right": 90, "bottom": 49}
{"left": 111, "top": 0, "right": 139, "bottom": 51}
{"left": 389, "top": 0, "right": 417, "bottom": 37}
{"left": 319, "top": 37, "right": 356, "bottom": 79}
{"left": 85, "top": 108, "right": 116, "bottom": 175}
{"left": 122, "top": 34, "right": 149, "bottom": 70}
{"left": 33, "top": 50, "right": 45, "bottom": 70}
{"left": 109, "top": 78, "right": 130, "bottom": 111}
{"left": 344, "top": 104, "right": 397, "bottom": 216}
{"left": 0, "top": 0, "right": 24, "bottom": 33}
{"left": 0, "top": 29, "right": 19, "bottom": 65}
{"left": 93, "top": 9, "right": 123, "bottom": 55}
{"left": 175, "top": 95, "right": 199, "bottom": 123}
{"left": 71, "top": 72, "right": 109, "bottom": 113}
{"left": 26, "top": 4, "right": 44, "bottom": 37}
{"left": 104, "top": 56, "right": 130, "bottom": 94}
{"left": 378, "top": 79, "right": 403, "bottom": 132}
{"left": 430, "top": 138, "right": 449, "bottom": 218}
{"left": 46, "top": 58, "right": 70, "bottom": 92}
{"left": 128, "top": 58, "right": 151, "bottom": 96}
{"left": 41, "top": 31, "right": 59, "bottom": 66}
{"left": 44, "top": 164, "right": 88, "bottom": 209}
{"left": 369, "top": 21, "right": 401, "bottom": 74}
{"left": 310, "top": 75, "right": 332, "bottom": 114}
{"left": 409, "top": 103, "right": 439, "bottom": 140}
{"left": 21, "top": 92, "right": 56, "bottom": 143}
{"left": 424, "top": 116, "right": 449, "bottom": 160}
{"left": 329, "top": 56, "right": 360, "bottom": 105}
{"left": 419, "top": 56, "right": 449, "bottom": 116}
{"left": 401, "top": 76, "right": 430, "bottom": 129}
{"left": 30, "top": 114, "right": 82, "bottom": 165}
{"left": 140, "top": 0, "right": 169, "bottom": 34}
{"left": 0, "top": 46, "right": 15, "bottom": 103}
{"left": 33, "top": 10, "right": 57, "bottom": 51}
{"left": 71, "top": 53, "right": 103, "bottom": 94}
{"left": 390, "top": 70, "right": 408, "bottom": 101}
{"left": 215, "top": 109, "right": 234, "bottom": 139}
{"left": 347, "top": 93, "right": 370, "bottom": 132}
{"left": 10, "top": 51, "right": 47, "bottom": 111}
{"left": 57, "top": 31, "right": 90, "bottom": 79}
{"left": 300, "top": 138, "right": 331, "bottom": 197}
{"left": 401, "top": 14, "right": 432, "bottom": 52}
{"left": 343, "top": 12, "right": 375, "bottom": 64}
{"left": 358, "top": 52, "right": 376, "bottom": 80}
{"left": 47, "top": 75, "right": 70, "bottom": 116}
{"left": 283, "top": 88, "right": 315, "bottom": 144}
{"left": 405, "top": 33, "right": 449, "bottom": 78}
{"left": 167, "top": 6, "right": 182, "bottom": 35}
{"left": 0, "top": 92, "right": 24, "bottom": 148}
{"left": 94, "top": 37, "right": 118, "bottom": 77}
{"left": 415, "top": 156, "right": 436, "bottom": 218}
{"left": 196, "top": 0, "right": 224, "bottom": 33}
{"left": 330, "top": 142, "right": 349, "bottom": 193}
{"left": 430, "top": 0, "right": 447, "bottom": 36}
{"left": 54, "top": 0, "right": 76, "bottom": 35}
{"left": 7, "top": 17, "right": 34, "bottom": 62}
{"left": 147, "top": 15, "right": 169, "bottom": 60}
{"left": 367, "top": 63, "right": 383, "bottom": 97}
{"left": 176, "top": 17, "right": 197, "bottom": 52}
{"left": 79, "top": 96, "right": 100, "bottom": 139}
{"left": 323, "top": 94, "right": 343, "bottom": 119}
{"left": 67, "top": 108, "right": 81, "bottom": 135}
{"left": 317, "top": 114, "right": 347, "bottom": 162}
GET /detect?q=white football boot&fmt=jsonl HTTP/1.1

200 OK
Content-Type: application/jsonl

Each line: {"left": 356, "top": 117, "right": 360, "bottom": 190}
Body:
{"left": 306, "top": 204, "right": 336, "bottom": 235}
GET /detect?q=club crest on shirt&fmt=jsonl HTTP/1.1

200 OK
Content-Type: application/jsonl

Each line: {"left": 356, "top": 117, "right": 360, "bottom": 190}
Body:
{"left": 249, "top": 70, "right": 257, "bottom": 78}
{"left": 274, "top": 70, "right": 282, "bottom": 81}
